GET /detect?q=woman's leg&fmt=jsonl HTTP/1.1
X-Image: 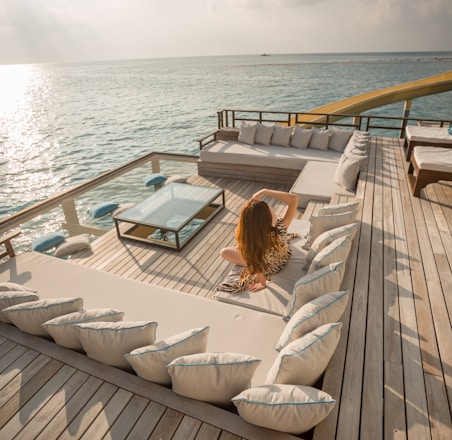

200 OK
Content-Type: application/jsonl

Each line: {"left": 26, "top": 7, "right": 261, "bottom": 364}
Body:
{"left": 220, "top": 246, "right": 246, "bottom": 266}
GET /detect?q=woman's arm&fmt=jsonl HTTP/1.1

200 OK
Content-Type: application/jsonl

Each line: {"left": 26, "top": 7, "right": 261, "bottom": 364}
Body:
{"left": 253, "top": 189, "right": 298, "bottom": 229}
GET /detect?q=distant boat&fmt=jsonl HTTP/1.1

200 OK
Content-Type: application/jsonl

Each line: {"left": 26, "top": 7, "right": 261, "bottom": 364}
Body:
{"left": 260, "top": 53, "right": 270, "bottom": 56}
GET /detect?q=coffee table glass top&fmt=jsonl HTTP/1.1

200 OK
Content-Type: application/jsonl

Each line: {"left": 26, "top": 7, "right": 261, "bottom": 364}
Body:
{"left": 114, "top": 183, "right": 225, "bottom": 250}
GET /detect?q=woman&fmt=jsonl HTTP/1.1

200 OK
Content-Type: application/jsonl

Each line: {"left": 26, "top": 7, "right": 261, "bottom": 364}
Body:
{"left": 217, "top": 189, "right": 299, "bottom": 292}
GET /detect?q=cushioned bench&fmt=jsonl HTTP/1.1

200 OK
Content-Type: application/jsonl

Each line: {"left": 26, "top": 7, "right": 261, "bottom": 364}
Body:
{"left": 407, "top": 146, "right": 452, "bottom": 196}
{"left": 404, "top": 125, "right": 452, "bottom": 160}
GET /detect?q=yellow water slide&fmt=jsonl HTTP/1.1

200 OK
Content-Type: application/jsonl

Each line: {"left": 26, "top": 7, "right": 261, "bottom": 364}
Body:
{"left": 296, "top": 70, "right": 452, "bottom": 125}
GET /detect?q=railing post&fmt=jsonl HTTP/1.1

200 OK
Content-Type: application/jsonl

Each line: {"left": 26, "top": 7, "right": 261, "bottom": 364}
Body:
{"left": 62, "top": 199, "right": 80, "bottom": 228}
{"left": 151, "top": 157, "right": 161, "bottom": 173}
{"left": 400, "top": 99, "right": 412, "bottom": 138}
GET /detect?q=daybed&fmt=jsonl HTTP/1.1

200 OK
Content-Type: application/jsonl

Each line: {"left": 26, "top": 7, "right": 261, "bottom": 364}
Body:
{"left": 0, "top": 201, "right": 360, "bottom": 435}
{"left": 198, "top": 123, "right": 370, "bottom": 208}
{"left": 404, "top": 125, "right": 452, "bottom": 160}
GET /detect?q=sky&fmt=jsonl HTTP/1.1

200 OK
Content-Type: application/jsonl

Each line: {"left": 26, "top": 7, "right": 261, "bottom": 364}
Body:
{"left": 0, "top": 0, "right": 451, "bottom": 65}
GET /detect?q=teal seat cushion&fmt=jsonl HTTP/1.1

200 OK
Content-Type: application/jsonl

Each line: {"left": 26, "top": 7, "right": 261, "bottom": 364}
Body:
{"left": 88, "top": 201, "right": 119, "bottom": 218}
{"left": 143, "top": 173, "right": 167, "bottom": 187}
{"left": 32, "top": 232, "right": 66, "bottom": 252}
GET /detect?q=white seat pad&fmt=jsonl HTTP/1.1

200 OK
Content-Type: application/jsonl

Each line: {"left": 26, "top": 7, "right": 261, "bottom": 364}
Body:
{"left": 413, "top": 146, "right": 452, "bottom": 172}
{"left": 406, "top": 126, "right": 452, "bottom": 144}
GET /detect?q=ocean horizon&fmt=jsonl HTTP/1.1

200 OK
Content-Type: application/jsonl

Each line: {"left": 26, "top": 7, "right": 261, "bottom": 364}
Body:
{"left": 1, "top": 51, "right": 451, "bottom": 250}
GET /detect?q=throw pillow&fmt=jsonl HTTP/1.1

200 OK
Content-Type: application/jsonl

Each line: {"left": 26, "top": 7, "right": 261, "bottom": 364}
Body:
{"left": 317, "top": 201, "right": 360, "bottom": 216}
{"left": 0, "top": 282, "right": 36, "bottom": 292}
{"left": 0, "top": 291, "right": 39, "bottom": 323}
{"left": 2, "top": 298, "right": 83, "bottom": 337}
{"left": 265, "top": 322, "right": 343, "bottom": 386}
{"left": 328, "top": 128, "right": 354, "bottom": 153}
{"left": 143, "top": 173, "right": 167, "bottom": 187}
{"left": 275, "top": 291, "right": 350, "bottom": 350}
{"left": 111, "top": 203, "right": 135, "bottom": 217}
{"left": 232, "top": 384, "right": 336, "bottom": 434}
{"left": 270, "top": 125, "right": 293, "bottom": 147}
{"left": 87, "top": 202, "right": 120, "bottom": 218}
{"left": 167, "top": 352, "right": 261, "bottom": 406}
{"left": 285, "top": 260, "right": 346, "bottom": 319}
{"left": 75, "top": 321, "right": 158, "bottom": 370}
{"left": 31, "top": 231, "right": 66, "bottom": 252}
{"left": 308, "top": 234, "right": 353, "bottom": 273}
{"left": 309, "top": 127, "right": 331, "bottom": 150}
{"left": 125, "top": 326, "right": 210, "bottom": 386}
{"left": 290, "top": 126, "right": 312, "bottom": 149}
{"left": 304, "top": 210, "right": 358, "bottom": 250}
{"left": 54, "top": 234, "right": 91, "bottom": 258}
{"left": 334, "top": 155, "right": 361, "bottom": 191}
{"left": 254, "top": 124, "right": 274, "bottom": 145}
{"left": 304, "top": 222, "right": 358, "bottom": 269}
{"left": 42, "top": 308, "right": 125, "bottom": 350}
{"left": 238, "top": 122, "right": 258, "bottom": 145}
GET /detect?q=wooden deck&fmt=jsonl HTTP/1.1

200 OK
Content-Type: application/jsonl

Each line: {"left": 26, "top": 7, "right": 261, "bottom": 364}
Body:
{"left": 1, "top": 136, "right": 451, "bottom": 439}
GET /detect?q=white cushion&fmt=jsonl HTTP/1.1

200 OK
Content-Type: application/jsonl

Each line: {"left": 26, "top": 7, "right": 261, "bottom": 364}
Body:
{"left": 304, "top": 210, "right": 358, "bottom": 249}
{"left": 0, "top": 291, "right": 39, "bottom": 323}
{"left": 238, "top": 122, "right": 257, "bottom": 144}
{"left": 167, "top": 352, "right": 261, "bottom": 406}
{"left": 285, "top": 261, "right": 346, "bottom": 319}
{"left": 328, "top": 128, "right": 354, "bottom": 152}
{"left": 275, "top": 291, "right": 350, "bottom": 350}
{"left": 2, "top": 298, "right": 83, "bottom": 337}
{"left": 232, "top": 384, "right": 336, "bottom": 434}
{"left": 265, "top": 322, "right": 343, "bottom": 386}
{"left": 308, "top": 234, "right": 353, "bottom": 273}
{"left": 305, "top": 222, "right": 359, "bottom": 269}
{"left": 54, "top": 234, "right": 91, "bottom": 258}
{"left": 309, "top": 128, "right": 331, "bottom": 150}
{"left": 0, "top": 282, "right": 36, "bottom": 292}
{"left": 75, "top": 321, "right": 158, "bottom": 370}
{"left": 290, "top": 126, "right": 312, "bottom": 149}
{"left": 112, "top": 202, "right": 136, "bottom": 217}
{"left": 254, "top": 124, "right": 274, "bottom": 145}
{"left": 125, "top": 326, "right": 210, "bottom": 385}
{"left": 42, "top": 308, "right": 125, "bottom": 350}
{"left": 334, "top": 155, "right": 361, "bottom": 191}
{"left": 271, "top": 125, "right": 293, "bottom": 147}
{"left": 317, "top": 201, "right": 360, "bottom": 217}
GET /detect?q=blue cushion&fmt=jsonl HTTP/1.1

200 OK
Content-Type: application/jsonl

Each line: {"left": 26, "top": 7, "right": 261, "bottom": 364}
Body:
{"left": 32, "top": 232, "right": 66, "bottom": 252}
{"left": 143, "top": 173, "right": 167, "bottom": 187}
{"left": 87, "top": 202, "right": 119, "bottom": 219}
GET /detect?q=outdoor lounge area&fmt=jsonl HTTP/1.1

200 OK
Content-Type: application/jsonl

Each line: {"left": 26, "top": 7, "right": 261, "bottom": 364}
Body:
{"left": 0, "top": 134, "right": 451, "bottom": 439}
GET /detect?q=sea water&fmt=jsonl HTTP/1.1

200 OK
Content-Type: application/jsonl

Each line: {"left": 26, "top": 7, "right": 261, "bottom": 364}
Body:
{"left": 1, "top": 52, "right": 452, "bottom": 250}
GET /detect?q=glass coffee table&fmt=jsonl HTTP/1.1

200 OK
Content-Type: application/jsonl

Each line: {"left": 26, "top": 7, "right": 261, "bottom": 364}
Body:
{"left": 114, "top": 183, "right": 225, "bottom": 250}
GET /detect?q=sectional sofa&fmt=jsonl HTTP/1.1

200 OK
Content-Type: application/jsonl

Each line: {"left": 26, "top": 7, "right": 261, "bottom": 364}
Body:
{"left": 0, "top": 201, "right": 360, "bottom": 436}
{"left": 198, "top": 123, "right": 371, "bottom": 208}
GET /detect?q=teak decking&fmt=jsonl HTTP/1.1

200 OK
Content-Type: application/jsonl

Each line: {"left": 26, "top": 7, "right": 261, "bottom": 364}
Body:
{"left": 1, "top": 136, "right": 451, "bottom": 439}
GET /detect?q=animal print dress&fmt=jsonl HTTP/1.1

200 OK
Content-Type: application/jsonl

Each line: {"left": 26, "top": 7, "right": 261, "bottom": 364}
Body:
{"left": 215, "top": 218, "right": 298, "bottom": 293}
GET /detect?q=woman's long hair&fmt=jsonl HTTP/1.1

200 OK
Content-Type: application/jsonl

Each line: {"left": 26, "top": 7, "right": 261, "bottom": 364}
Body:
{"left": 235, "top": 199, "right": 276, "bottom": 273}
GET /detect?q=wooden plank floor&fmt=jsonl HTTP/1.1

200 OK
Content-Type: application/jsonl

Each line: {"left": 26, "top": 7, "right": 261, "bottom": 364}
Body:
{"left": 1, "top": 136, "right": 451, "bottom": 439}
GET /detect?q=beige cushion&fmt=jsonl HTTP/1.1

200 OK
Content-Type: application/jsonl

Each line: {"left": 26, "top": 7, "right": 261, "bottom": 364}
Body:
{"left": 328, "top": 128, "right": 354, "bottom": 152}
{"left": 290, "top": 126, "right": 312, "bottom": 149}
{"left": 238, "top": 122, "right": 257, "bottom": 144}
{"left": 413, "top": 146, "right": 452, "bottom": 172}
{"left": 0, "top": 282, "right": 36, "bottom": 292}
{"left": 125, "top": 326, "right": 210, "bottom": 385}
{"left": 309, "top": 128, "right": 331, "bottom": 150}
{"left": 112, "top": 203, "right": 136, "bottom": 217}
{"left": 304, "top": 222, "right": 359, "bottom": 269}
{"left": 75, "top": 321, "right": 158, "bottom": 370}
{"left": 334, "top": 154, "right": 361, "bottom": 191}
{"left": 285, "top": 261, "right": 346, "bottom": 319}
{"left": 2, "top": 298, "right": 83, "bottom": 337}
{"left": 304, "top": 210, "right": 358, "bottom": 249}
{"left": 232, "top": 384, "right": 336, "bottom": 434}
{"left": 54, "top": 234, "right": 91, "bottom": 258}
{"left": 308, "top": 234, "right": 353, "bottom": 273}
{"left": 168, "top": 352, "right": 261, "bottom": 406}
{"left": 317, "top": 201, "right": 360, "bottom": 216}
{"left": 0, "top": 291, "right": 39, "bottom": 323}
{"left": 271, "top": 125, "right": 293, "bottom": 147}
{"left": 275, "top": 291, "right": 350, "bottom": 350}
{"left": 254, "top": 123, "right": 274, "bottom": 145}
{"left": 265, "top": 322, "right": 343, "bottom": 386}
{"left": 42, "top": 308, "right": 125, "bottom": 350}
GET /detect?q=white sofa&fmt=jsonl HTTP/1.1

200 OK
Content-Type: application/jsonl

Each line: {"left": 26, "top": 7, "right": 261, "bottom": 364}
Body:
{"left": 198, "top": 123, "right": 370, "bottom": 208}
